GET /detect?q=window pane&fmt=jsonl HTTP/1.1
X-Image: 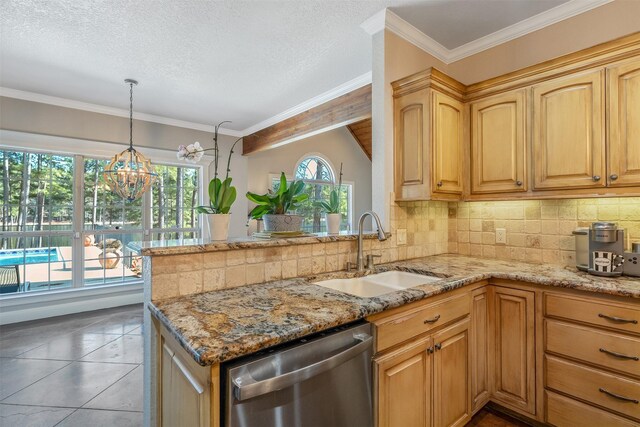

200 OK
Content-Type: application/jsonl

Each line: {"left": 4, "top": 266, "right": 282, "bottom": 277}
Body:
{"left": 18, "top": 235, "right": 74, "bottom": 293}
{"left": 84, "top": 232, "right": 143, "bottom": 286}
{"left": 151, "top": 164, "right": 199, "bottom": 230}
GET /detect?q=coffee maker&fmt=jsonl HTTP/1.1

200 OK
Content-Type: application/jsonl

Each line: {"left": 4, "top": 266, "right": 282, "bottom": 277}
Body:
{"left": 588, "top": 222, "right": 625, "bottom": 277}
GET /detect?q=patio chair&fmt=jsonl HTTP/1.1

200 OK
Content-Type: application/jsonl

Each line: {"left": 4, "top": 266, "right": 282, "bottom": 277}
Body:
{"left": 0, "top": 265, "right": 30, "bottom": 294}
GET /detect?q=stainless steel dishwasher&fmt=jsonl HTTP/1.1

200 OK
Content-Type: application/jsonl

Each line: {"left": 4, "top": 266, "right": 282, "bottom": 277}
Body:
{"left": 223, "top": 322, "right": 373, "bottom": 427}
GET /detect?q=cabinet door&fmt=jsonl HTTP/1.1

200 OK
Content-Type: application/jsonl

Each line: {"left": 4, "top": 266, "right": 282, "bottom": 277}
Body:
{"left": 432, "top": 318, "right": 471, "bottom": 427}
{"left": 395, "top": 89, "right": 429, "bottom": 200}
{"left": 470, "top": 288, "right": 490, "bottom": 412}
{"left": 375, "top": 337, "right": 432, "bottom": 427}
{"left": 161, "top": 342, "right": 210, "bottom": 427}
{"left": 608, "top": 58, "right": 640, "bottom": 187}
{"left": 471, "top": 90, "right": 527, "bottom": 194}
{"left": 432, "top": 91, "right": 464, "bottom": 195}
{"left": 492, "top": 286, "right": 536, "bottom": 415}
{"left": 532, "top": 70, "right": 606, "bottom": 190}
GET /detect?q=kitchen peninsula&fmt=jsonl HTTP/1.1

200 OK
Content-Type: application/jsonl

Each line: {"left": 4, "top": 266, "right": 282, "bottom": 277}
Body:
{"left": 143, "top": 238, "right": 640, "bottom": 427}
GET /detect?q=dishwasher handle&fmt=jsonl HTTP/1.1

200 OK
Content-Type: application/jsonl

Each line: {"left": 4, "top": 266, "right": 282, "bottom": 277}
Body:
{"left": 233, "top": 333, "right": 372, "bottom": 401}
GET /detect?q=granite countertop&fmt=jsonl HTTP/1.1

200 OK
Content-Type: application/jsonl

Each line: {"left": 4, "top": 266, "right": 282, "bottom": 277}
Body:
{"left": 148, "top": 254, "right": 640, "bottom": 366}
{"left": 138, "top": 231, "right": 389, "bottom": 256}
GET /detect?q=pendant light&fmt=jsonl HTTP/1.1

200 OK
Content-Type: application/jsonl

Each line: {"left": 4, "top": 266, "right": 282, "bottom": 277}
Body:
{"left": 102, "top": 79, "right": 158, "bottom": 201}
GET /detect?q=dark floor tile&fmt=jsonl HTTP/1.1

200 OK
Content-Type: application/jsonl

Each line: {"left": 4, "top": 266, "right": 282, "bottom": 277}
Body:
{"left": 0, "top": 403, "right": 74, "bottom": 427}
{"left": 83, "top": 365, "right": 142, "bottom": 412}
{"left": 57, "top": 408, "right": 142, "bottom": 427}
{"left": 3, "top": 361, "right": 136, "bottom": 407}
{"left": 0, "top": 358, "right": 70, "bottom": 400}
{"left": 17, "top": 331, "right": 121, "bottom": 361}
{"left": 81, "top": 335, "right": 143, "bottom": 364}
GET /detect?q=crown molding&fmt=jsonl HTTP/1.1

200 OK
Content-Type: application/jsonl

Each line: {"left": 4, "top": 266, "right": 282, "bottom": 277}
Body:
{"left": 385, "top": 9, "right": 450, "bottom": 63}
{"left": 0, "top": 87, "right": 243, "bottom": 137}
{"left": 447, "top": 0, "right": 615, "bottom": 62}
{"left": 240, "top": 71, "right": 372, "bottom": 135}
{"left": 361, "top": 0, "right": 614, "bottom": 64}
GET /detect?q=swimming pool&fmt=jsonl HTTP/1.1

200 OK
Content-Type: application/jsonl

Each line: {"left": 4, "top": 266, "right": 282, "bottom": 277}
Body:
{"left": 0, "top": 248, "right": 60, "bottom": 267}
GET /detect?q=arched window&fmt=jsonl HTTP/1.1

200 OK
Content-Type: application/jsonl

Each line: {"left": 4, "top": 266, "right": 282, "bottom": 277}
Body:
{"left": 294, "top": 156, "right": 334, "bottom": 183}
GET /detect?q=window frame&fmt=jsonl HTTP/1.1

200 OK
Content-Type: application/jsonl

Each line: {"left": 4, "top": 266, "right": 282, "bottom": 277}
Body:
{"left": 0, "top": 129, "right": 212, "bottom": 294}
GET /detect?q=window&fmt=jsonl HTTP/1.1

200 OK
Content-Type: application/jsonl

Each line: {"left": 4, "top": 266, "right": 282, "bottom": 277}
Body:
{"left": 1, "top": 148, "right": 201, "bottom": 294}
{"left": 269, "top": 155, "right": 353, "bottom": 233}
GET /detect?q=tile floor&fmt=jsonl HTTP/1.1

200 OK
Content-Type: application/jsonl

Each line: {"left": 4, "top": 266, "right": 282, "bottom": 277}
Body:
{"left": 0, "top": 304, "right": 143, "bottom": 426}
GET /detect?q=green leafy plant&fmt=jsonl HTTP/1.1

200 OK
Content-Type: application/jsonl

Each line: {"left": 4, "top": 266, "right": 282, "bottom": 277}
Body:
{"left": 315, "top": 162, "right": 343, "bottom": 214}
{"left": 179, "top": 121, "right": 242, "bottom": 215}
{"left": 196, "top": 176, "right": 236, "bottom": 214}
{"left": 246, "top": 172, "right": 309, "bottom": 219}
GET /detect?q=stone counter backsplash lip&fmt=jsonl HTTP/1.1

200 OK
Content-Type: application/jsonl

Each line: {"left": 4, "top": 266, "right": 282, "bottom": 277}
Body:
{"left": 138, "top": 231, "right": 391, "bottom": 257}
{"left": 149, "top": 254, "right": 640, "bottom": 366}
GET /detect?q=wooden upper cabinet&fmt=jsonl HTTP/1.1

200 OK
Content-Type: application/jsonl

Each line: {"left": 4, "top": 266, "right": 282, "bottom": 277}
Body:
{"left": 394, "top": 89, "right": 429, "bottom": 200}
{"left": 470, "top": 90, "right": 527, "bottom": 194}
{"left": 393, "top": 68, "right": 465, "bottom": 201}
{"left": 608, "top": 58, "right": 640, "bottom": 187}
{"left": 532, "top": 70, "right": 606, "bottom": 190}
{"left": 432, "top": 91, "right": 464, "bottom": 196}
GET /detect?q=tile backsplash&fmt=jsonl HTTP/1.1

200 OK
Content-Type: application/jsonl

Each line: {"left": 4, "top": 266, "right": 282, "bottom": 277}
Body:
{"left": 448, "top": 198, "right": 640, "bottom": 266}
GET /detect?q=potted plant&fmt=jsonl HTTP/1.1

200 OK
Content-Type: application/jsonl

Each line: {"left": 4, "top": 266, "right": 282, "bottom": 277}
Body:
{"left": 316, "top": 163, "right": 343, "bottom": 234}
{"left": 177, "top": 122, "right": 242, "bottom": 241}
{"left": 246, "top": 172, "right": 308, "bottom": 232}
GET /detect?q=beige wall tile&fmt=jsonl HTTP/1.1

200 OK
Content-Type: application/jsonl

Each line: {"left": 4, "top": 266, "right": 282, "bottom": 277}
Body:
{"left": 225, "top": 265, "right": 246, "bottom": 288}
{"left": 226, "top": 250, "right": 246, "bottom": 266}
{"left": 246, "top": 263, "right": 265, "bottom": 284}
{"left": 265, "top": 262, "right": 282, "bottom": 281}
{"left": 203, "top": 268, "right": 225, "bottom": 292}
{"left": 282, "top": 260, "right": 298, "bottom": 279}
{"left": 203, "top": 252, "right": 226, "bottom": 269}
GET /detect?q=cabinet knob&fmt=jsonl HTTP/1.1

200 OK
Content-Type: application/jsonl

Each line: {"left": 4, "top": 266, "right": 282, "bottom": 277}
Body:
{"left": 434, "top": 343, "right": 442, "bottom": 351}
{"left": 427, "top": 346, "right": 434, "bottom": 354}
{"left": 515, "top": 180, "right": 523, "bottom": 186}
{"left": 437, "top": 181, "right": 443, "bottom": 187}
{"left": 593, "top": 175, "right": 601, "bottom": 182}
{"left": 610, "top": 174, "right": 618, "bottom": 181}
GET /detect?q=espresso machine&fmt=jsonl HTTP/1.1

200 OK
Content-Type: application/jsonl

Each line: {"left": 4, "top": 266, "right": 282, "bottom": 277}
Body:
{"left": 587, "top": 222, "right": 625, "bottom": 277}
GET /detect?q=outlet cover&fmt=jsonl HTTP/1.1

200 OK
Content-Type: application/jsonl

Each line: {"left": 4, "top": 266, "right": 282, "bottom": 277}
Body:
{"left": 496, "top": 228, "right": 507, "bottom": 245}
{"left": 396, "top": 229, "right": 407, "bottom": 245}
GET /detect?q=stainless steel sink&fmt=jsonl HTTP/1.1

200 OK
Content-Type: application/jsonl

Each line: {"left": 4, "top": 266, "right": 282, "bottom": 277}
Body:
{"left": 313, "top": 271, "right": 442, "bottom": 298}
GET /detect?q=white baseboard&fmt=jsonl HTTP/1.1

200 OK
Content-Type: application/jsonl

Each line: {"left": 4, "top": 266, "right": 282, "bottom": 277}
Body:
{"left": 0, "top": 283, "right": 143, "bottom": 325}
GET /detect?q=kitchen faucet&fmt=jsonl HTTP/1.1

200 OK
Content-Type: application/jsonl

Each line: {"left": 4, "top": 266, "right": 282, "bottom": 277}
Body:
{"left": 356, "top": 211, "right": 387, "bottom": 271}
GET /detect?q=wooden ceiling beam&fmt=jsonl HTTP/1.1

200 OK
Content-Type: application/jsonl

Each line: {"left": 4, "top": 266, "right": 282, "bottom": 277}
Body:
{"left": 242, "top": 84, "right": 372, "bottom": 155}
{"left": 347, "top": 118, "right": 372, "bottom": 160}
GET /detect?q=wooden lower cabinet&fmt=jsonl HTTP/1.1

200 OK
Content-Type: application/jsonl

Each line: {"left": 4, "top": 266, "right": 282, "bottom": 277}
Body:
{"left": 375, "top": 337, "right": 432, "bottom": 427}
{"left": 491, "top": 286, "right": 536, "bottom": 416}
{"left": 374, "top": 315, "right": 471, "bottom": 427}
{"left": 470, "top": 288, "right": 490, "bottom": 412}
{"left": 433, "top": 318, "right": 471, "bottom": 427}
{"left": 156, "top": 319, "right": 219, "bottom": 427}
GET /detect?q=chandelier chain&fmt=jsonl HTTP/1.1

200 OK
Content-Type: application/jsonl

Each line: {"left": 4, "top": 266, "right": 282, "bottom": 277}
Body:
{"left": 129, "top": 82, "right": 134, "bottom": 150}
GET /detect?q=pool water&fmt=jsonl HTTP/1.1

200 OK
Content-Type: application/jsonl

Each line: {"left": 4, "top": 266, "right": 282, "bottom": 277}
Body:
{"left": 0, "top": 248, "right": 60, "bottom": 266}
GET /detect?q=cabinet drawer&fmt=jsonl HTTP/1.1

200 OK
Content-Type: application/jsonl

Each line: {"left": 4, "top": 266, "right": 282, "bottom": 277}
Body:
{"left": 546, "top": 391, "right": 638, "bottom": 427}
{"left": 545, "top": 293, "right": 640, "bottom": 335}
{"left": 546, "top": 320, "right": 640, "bottom": 377}
{"left": 546, "top": 355, "right": 640, "bottom": 421}
{"left": 374, "top": 293, "right": 470, "bottom": 352}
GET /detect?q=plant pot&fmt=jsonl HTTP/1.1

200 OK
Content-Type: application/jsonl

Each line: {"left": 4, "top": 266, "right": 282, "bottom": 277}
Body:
{"left": 263, "top": 214, "right": 303, "bottom": 232}
{"left": 207, "top": 214, "right": 230, "bottom": 241}
{"left": 326, "top": 213, "right": 341, "bottom": 234}
{"left": 99, "top": 249, "right": 121, "bottom": 269}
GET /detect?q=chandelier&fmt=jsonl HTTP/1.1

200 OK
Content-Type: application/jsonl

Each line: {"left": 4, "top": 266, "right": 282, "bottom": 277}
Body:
{"left": 102, "top": 79, "right": 157, "bottom": 201}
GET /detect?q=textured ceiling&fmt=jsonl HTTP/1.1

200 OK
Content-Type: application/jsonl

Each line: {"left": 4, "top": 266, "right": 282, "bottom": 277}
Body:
{"left": 1, "top": 0, "right": 569, "bottom": 133}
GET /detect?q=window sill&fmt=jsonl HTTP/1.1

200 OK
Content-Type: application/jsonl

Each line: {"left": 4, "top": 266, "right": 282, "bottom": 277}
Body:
{"left": 0, "top": 282, "right": 143, "bottom": 325}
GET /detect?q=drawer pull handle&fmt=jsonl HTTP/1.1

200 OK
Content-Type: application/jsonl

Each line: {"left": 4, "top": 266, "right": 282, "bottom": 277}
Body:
{"left": 424, "top": 315, "right": 441, "bottom": 324}
{"left": 599, "top": 388, "right": 639, "bottom": 404}
{"left": 599, "top": 348, "right": 640, "bottom": 361}
{"left": 598, "top": 313, "right": 638, "bottom": 324}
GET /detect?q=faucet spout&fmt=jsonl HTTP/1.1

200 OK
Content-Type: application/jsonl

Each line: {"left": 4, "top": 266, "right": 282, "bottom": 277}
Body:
{"left": 356, "top": 211, "right": 387, "bottom": 271}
